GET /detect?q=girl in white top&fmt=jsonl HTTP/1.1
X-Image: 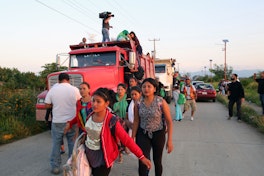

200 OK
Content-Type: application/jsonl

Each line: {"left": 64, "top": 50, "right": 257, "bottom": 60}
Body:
{"left": 126, "top": 86, "right": 142, "bottom": 136}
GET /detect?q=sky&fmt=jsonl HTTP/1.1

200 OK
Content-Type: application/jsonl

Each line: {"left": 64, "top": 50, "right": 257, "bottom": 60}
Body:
{"left": 1, "top": 0, "right": 263, "bottom": 75}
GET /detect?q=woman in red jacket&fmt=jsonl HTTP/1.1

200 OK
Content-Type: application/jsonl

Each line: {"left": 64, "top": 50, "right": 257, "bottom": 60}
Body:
{"left": 64, "top": 82, "right": 92, "bottom": 136}
{"left": 84, "top": 87, "right": 151, "bottom": 175}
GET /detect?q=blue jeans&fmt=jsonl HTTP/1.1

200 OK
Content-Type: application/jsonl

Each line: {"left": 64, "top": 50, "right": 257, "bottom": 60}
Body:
{"left": 50, "top": 122, "right": 75, "bottom": 169}
{"left": 260, "top": 94, "right": 264, "bottom": 114}
{"left": 102, "top": 28, "right": 110, "bottom": 42}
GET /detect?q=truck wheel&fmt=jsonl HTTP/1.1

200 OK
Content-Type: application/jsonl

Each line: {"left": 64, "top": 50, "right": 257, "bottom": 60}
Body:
{"left": 165, "top": 96, "right": 171, "bottom": 104}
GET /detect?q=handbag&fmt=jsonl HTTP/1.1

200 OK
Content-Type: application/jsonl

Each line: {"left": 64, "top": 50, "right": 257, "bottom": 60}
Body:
{"left": 63, "top": 133, "right": 92, "bottom": 176}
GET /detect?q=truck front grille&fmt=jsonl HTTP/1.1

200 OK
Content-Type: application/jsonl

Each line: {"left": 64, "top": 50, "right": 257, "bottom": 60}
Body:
{"left": 48, "top": 74, "right": 83, "bottom": 89}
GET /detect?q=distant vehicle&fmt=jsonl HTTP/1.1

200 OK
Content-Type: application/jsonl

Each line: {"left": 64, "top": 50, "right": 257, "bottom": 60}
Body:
{"left": 155, "top": 58, "right": 175, "bottom": 104}
{"left": 192, "top": 80, "right": 204, "bottom": 86}
{"left": 195, "top": 83, "right": 216, "bottom": 102}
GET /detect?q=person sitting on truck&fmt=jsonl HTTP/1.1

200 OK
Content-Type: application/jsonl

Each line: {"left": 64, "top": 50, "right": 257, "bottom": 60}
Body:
{"left": 129, "top": 31, "right": 142, "bottom": 55}
{"left": 117, "top": 30, "right": 129, "bottom": 41}
{"left": 79, "top": 37, "right": 88, "bottom": 48}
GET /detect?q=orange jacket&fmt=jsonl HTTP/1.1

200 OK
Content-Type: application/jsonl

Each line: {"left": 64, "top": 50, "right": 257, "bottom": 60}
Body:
{"left": 183, "top": 85, "right": 196, "bottom": 100}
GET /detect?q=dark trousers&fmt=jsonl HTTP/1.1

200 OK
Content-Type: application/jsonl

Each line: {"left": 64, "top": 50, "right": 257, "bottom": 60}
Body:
{"left": 136, "top": 127, "right": 166, "bottom": 176}
{"left": 92, "top": 165, "right": 111, "bottom": 176}
{"left": 228, "top": 99, "right": 242, "bottom": 120}
{"left": 260, "top": 94, "right": 264, "bottom": 115}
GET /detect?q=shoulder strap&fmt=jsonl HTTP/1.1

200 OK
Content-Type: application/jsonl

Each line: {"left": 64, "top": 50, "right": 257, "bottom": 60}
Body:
{"left": 109, "top": 115, "right": 119, "bottom": 141}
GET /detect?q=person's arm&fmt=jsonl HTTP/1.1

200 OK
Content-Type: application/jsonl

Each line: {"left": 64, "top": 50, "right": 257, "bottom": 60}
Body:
{"left": 115, "top": 120, "right": 151, "bottom": 169}
{"left": 253, "top": 73, "right": 257, "bottom": 81}
{"left": 131, "top": 102, "right": 139, "bottom": 139}
{"left": 162, "top": 99, "right": 174, "bottom": 153}
{"left": 45, "top": 103, "right": 52, "bottom": 109}
{"left": 240, "top": 83, "right": 245, "bottom": 102}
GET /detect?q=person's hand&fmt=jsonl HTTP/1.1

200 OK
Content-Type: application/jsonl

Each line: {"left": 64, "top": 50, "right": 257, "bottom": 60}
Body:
{"left": 166, "top": 140, "right": 174, "bottom": 154}
{"left": 241, "top": 98, "right": 245, "bottom": 103}
{"left": 140, "top": 157, "right": 151, "bottom": 170}
{"left": 64, "top": 122, "right": 70, "bottom": 134}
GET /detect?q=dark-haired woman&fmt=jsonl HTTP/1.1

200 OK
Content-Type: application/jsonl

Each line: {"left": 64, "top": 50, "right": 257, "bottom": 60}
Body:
{"left": 83, "top": 87, "right": 151, "bottom": 176}
{"left": 64, "top": 82, "right": 92, "bottom": 136}
{"left": 129, "top": 31, "right": 142, "bottom": 55}
{"left": 132, "top": 78, "right": 173, "bottom": 176}
{"left": 113, "top": 83, "right": 130, "bottom": 163}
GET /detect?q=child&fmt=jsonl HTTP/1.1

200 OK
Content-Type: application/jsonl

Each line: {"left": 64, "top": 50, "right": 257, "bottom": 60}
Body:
{"left": 126, "top": 86, "right": 142, "bottom": 137}
{"left": 172, "top": 84, "right": 183, "bottom": 121}
{"left": 83, "top": 87, "right": 151, "bottom": 176}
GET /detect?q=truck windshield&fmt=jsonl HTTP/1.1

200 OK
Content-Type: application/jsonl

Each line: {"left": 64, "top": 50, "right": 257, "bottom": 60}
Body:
{"left": 70, "top": 52, "right": 116, "bottom": 68}
{"left": 155, "top": 65, "right": 166, "bottom": 73}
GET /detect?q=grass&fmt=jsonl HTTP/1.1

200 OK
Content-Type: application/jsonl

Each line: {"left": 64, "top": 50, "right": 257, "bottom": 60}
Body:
{"left": 216, "top": 94, "right": 264, "bottom": 133}
{"left": 0, "top": 115, "right": 47, "bottom": 144}
{"left": 0, "top": 88, "right": 48, "bottom": 145}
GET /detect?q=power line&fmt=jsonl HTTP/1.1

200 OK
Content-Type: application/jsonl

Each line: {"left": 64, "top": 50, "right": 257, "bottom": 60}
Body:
{"left": 63, "top": 0, "right": 98, "bottom": 24}
{"left": 35, "top": 0, "right": 99, "bottom": 34}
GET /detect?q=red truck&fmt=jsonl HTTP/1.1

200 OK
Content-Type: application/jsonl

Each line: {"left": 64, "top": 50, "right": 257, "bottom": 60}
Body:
{"left": 36, "top": 40, "right": 155, "bottom": 121}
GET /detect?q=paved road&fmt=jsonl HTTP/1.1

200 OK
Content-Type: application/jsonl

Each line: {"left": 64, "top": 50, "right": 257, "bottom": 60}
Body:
{"left": 0, "top": 101, "right": 264, "bottom": 176}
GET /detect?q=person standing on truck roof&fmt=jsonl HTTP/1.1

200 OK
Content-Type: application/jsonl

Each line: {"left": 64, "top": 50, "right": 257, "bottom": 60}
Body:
{"left": 45, "top": 73, "right": 81, "bottom": 175}
{"left": 102, "top": 14, "right": 113, "bottom": 42}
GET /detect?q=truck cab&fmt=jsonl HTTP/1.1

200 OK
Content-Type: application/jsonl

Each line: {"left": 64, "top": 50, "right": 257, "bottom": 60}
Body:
{"left": 36, "top": 40, "right": 155, "bottom": 121}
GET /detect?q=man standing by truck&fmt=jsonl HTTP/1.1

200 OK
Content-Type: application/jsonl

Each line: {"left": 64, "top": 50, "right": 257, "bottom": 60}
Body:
{"left": 45, "top": 73, "right": 81, "bottom": 174}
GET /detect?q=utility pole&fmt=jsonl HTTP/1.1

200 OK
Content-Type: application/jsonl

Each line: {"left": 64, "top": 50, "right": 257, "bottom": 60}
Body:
{"left": 149, "top": 38, "right": 160, "bottom": 60}
{"left": 223, "top": 39, "right": 229, "bottom": 80}
{"left": 209, "top": 59, "right": 213, "bottom": 83}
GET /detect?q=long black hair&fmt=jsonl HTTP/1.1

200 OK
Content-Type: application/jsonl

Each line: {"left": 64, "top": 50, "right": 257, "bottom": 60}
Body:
{"left": 93, "top": 87, "right": 117, "bottom": 109}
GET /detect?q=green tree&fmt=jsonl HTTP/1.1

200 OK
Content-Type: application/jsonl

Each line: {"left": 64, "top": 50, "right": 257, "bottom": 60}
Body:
{"left": 210, "top": 64, "right": 233, "bottom": 80}
{"left": 39, "top": 63, "right": 67, "bottom": 80}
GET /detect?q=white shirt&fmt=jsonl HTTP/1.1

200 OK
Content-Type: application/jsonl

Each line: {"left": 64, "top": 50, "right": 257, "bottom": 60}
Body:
{"left": 85, "top": 116, "right": 103, "bottom": 150}
{"left": 45, "top": 82, "right": 81, "bottom": 123}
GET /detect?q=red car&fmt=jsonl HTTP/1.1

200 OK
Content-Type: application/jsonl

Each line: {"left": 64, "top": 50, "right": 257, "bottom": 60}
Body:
{"left": 195, "top": 83, "right": 216, "bottom": 102}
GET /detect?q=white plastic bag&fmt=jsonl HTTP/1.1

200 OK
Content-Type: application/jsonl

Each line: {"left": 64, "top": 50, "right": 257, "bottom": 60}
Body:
{"left": 63, "top": 133, "right": 92, "bottom": 176}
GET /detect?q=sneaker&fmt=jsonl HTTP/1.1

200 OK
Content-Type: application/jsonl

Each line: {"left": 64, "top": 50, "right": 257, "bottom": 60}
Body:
{"left": 51, "top": 167, "right": 60, "bottom": 175}
{"left": 191, "top": 117, "right": 194, "bottom": 121}
{"left": 182, "top": 115, "right": 185, "bottom": 119}
{"left": 227, "top": 116, "right": 232, "bottom": 120}
{"left": 238, "top": 119, "right": 242, "bottom": 123}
